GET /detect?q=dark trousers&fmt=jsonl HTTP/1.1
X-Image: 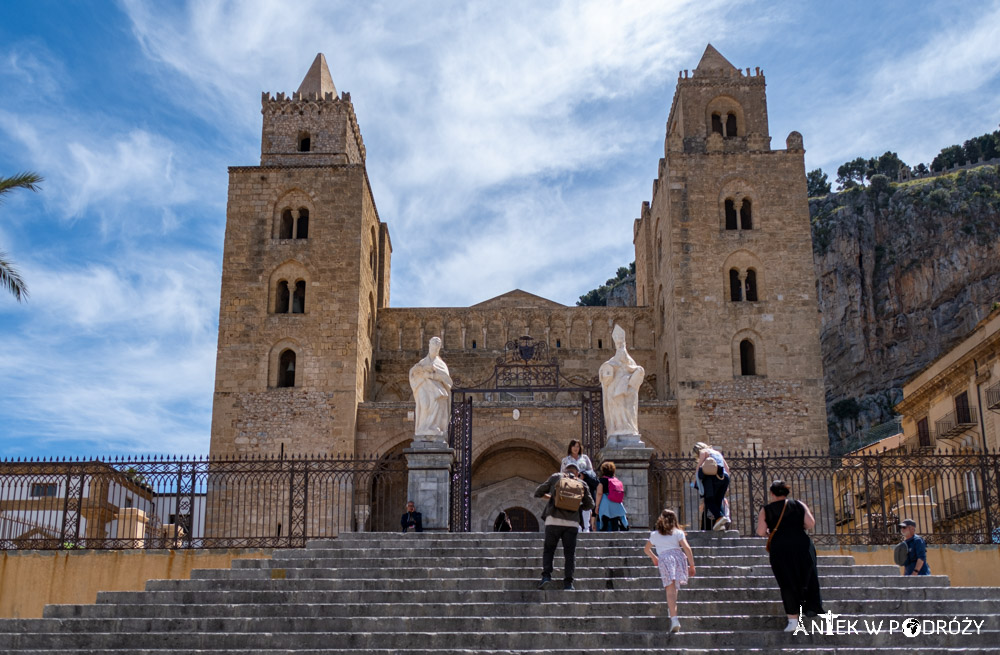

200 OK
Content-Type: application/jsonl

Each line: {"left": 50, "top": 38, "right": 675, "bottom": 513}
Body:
{"left": 542, "top": 524, "right": 579, "bottom": 582}
{"left": 700, "top": 471, "right": 730, "bottom": 522}
{"left": 599, "top": 516, "right": 626, "bottom": 532}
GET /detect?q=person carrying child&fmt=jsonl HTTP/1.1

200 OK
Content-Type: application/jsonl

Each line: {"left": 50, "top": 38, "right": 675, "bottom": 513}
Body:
{"left": 644, "top": 509, "right": 696, "bottom": 633}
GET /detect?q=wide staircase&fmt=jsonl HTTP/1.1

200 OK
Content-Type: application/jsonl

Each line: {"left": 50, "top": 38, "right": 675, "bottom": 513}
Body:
{"left": 1, "top": 530, "right": 997, "bottom": 653}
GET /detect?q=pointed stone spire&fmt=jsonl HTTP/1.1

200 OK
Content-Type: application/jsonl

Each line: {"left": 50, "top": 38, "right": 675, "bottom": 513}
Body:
{"left": 296, "top": 53, "right": 338, "bottom": 97}
{"left": 694, "top": 44, "right": 737, "bottom": 74}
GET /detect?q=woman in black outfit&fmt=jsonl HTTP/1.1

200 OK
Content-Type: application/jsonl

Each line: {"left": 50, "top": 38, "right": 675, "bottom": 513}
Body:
{"left": 755, "top": 480, "right": 824, "bottom": 632}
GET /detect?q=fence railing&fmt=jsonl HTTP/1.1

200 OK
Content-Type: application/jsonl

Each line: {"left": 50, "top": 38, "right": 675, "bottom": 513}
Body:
{"left": 648, "top": 449, "right": 1000, "bottom": 546}
{"left": 0, "top": 455, "right": 407, "bottom": 550}
{"left": 3, "top": 450, "right": 999, "bottom": 549}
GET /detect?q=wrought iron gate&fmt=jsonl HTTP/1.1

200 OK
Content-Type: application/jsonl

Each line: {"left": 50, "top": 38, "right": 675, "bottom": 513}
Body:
{"left": 448, "top": 336, "right": 604, "bottom": 531}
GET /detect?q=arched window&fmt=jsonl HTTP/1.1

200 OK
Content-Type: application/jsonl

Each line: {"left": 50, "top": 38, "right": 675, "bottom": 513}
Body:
{"left": 711, "top": 113, "right": 723, "bottom": 136}
{"left": 279, "top": 210, "right": 294, "bottom": 239}
{"left": 278, "top": 349, "right": 296, "bottom": 387}
{"left": 296, "top": 208, "right": 309, "bottom": 239}
{"left": 724, "top": 199, "right": 738, "bottom": 230}
{"left": 740, "top": 199, "right": 752, "bottom": 230}
{"left": 740, "top": 339, "right": 756, "bottom": 376}
{"left": 745, "top": 269, "right": 758, "bottom": 302}
{"left": 292, "top": 280, "right": 305, "bottom": 313}
{"left": 298, "top": 132, "right": 311, "bottom": 152}
{"left": 471, "top": 339, "right": 477, "bottom": 349}
{"left": 729, "top": 269, "right": 742, "bottom": 302}
{"left": 275, "top": 281, "right": 290, "bottom": 313}
{"left": 726, "top": 113, "right": 738, "bottom": 137}
{"left": 556, "top": 339, "right": 561, "bottom": 348}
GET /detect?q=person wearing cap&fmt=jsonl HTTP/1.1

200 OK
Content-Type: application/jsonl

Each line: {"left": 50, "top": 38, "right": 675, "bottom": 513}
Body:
{"left": 533, "top": 462, "right": 595, "bottom": 590}
{"left": 899, "top": 519, "right": 930, "bottom": 576}
{"left": 693, "top": 442, "right": 730, "bottom": 531}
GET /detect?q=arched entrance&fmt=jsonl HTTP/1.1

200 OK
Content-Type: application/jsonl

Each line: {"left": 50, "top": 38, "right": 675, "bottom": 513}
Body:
{"left": 503, "top": 507, "right": 539, "bottom": 532}
{"left": 449, "top": 336, "right": 605, "bottom": 531}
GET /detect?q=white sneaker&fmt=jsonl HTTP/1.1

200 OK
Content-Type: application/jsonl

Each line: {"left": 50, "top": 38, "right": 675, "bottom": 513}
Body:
{"left": 712, "top": 516, "right": 728, "bottom": 531}
{"left": 670, "top": 617, "right": 681, "bottom": 633}
{"left": 784, "top": 618, "right": 799, "bottom": 632}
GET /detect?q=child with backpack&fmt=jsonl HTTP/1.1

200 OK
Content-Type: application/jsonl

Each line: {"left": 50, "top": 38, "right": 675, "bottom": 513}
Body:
{"left": 533, "top": 462, "right": 595, "bottom": 590}
{"left": 644, "top": 509, "right": 696, "bottom": 633}
{"left": 594, "top": 461, "right": 628, "bottom": 531}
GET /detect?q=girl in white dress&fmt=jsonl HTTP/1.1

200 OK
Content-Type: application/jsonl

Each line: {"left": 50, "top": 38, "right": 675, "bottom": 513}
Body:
{"left": 644, "top": 509, "right": 696, "bottom": 633}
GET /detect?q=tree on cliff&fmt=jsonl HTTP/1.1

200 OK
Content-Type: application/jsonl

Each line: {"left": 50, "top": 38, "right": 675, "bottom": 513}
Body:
{"left": 807, "top": 169, "right": 831, "bottom": 197}
{"left": 578, "top": 261, "right": 635, "bottom": 306}
{"left": 836, "top": 158, "right": 868, "bottom": 189}
{"left": 1, "top": 172, "right": 43, "bottom": 302}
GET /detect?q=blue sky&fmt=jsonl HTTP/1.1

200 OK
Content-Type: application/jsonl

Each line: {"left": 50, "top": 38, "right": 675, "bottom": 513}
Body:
{"left": 2, "top": 1, "right": 998, "bottom": 458}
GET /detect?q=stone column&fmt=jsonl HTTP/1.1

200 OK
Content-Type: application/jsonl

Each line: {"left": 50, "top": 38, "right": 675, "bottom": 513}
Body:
{"left": 403, "top": 442, "right": 455, "bottom": 531}
{"left": 115, "top": 508, "right": 149, "bottom": 548}
{"left": 598, "top": 443, "right": 655, "bottom": 530}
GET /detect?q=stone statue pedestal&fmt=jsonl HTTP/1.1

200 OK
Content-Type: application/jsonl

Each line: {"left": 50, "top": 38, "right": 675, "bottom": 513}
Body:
{"left": 404, "top": 441, "right": 455, "bottom": 532}
{"left": 599, "top": 441, "right": 654, "bottom": 530}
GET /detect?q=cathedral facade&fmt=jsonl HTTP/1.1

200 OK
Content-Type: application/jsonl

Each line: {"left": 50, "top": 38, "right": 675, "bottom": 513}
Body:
{"left": 209, "top": 47, "right": 828, "bottom": 530}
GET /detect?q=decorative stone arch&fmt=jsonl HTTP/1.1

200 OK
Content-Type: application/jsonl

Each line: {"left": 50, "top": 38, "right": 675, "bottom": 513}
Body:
{"left": 466, "top": 316, "right": 484, "bottom": 350}
{"left": 570, "top": 317, "right": 588, "bottom": 348}
{"left": 549, "top": 317, "right": 567, "bottom": 349}
{"left": 469, "top": 429, "right": 563, "bottom": 469}
{"left": 731, "top": 329, "right": 766, "bottom": 378}
{"left": 487, "top": 319, "right": 505, "bottom": 349}
{"left": 369, "top": 226, "right": 378, "bottom": 275}
{"left": 705, "top": 95, "right": 746, "bottom": 138}
{"left": 267, "top": 337, "right": 305, "bottom": 388}
{"left": 376, "top": 317, "right": 398, "bottom": 351}
{"left": 717, "top": 178, "right": 758, "bottom": 231}
{"left": 445, "top": 319, "right": 464, "bottom": 350}
{"left": 661, "top": 351, "right": 671, "bottom": 398}
{"left": 268, "top": 260, "right": 311, "bottom": 314}
{"left": 472, "top": 477, "right": 548, "bottom": 533}
{"left": 721, "top": 250, "right": 765, "bottom": 302}
{"left": 271, "top": 188, "right": 319, "bottom": 239}
{"left": 401, "top": 320, "right": 421, "bottom": 351}
{"left": 374, "top": 379, "right": 411, "bottom": 402}
{"left": 528, "top": 316, "right": 547, "bottom": 341}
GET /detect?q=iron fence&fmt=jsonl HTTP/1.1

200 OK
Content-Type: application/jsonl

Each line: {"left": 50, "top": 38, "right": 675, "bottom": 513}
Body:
{"left": 648, "top": 449, "right": 1000, "bottom": 546}
{"left": 0, "top": 454, "right": 407, "bottom": 550}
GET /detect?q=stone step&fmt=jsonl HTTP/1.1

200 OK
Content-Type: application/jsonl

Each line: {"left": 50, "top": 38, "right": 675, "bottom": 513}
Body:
{"left": 2, "top": 613, "right": 995, "bottom": 638}
{"left": 216, "top": 563, "right": 900, "bottom": 579}
{"left": 42, "top": 597, "right": 1000, "bottom": 620}
{"left": 150, "top": 573, "right": 949, "bottom": 592}
{"left": 9, "top": 652, "right": 1000, "bottom": 655}
{"left": 3, "top": 626, "right": 996, "bottom": 650}
{"left": 286, "top": 544, "right": 783, "bottom": 557}
{"left": 265, "top": 551, "right": 860, "bottom": 566}
{"left": 96, "top": 584, "right": 977, "bottom": 607}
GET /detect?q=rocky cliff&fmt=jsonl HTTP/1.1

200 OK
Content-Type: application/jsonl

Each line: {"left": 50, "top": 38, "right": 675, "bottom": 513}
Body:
{"left": 811, "top": 165, "right": 1000, "bottom": 444}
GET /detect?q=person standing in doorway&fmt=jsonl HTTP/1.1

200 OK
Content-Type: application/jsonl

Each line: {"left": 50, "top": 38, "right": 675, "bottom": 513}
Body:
{"left": 534, "top": 462, "right": 595, "bottom": 590}
{"left": 899, "top": 519, "right": 930, "bottom": 576}
{"left": 644, "top": 509, "right": 696, "bottom": 633}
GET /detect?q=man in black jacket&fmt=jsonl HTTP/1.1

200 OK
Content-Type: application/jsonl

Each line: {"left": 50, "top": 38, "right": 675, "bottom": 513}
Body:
{"left": 400, "top": 501, "right": 423, "bottom": 533}
{"left": 534, "top": 463, "right": 595, "bottom": 590}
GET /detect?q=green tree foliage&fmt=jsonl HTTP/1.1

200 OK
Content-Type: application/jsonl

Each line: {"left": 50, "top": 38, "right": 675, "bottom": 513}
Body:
{"left": 1, "top": 171, "right": 43, "bottom": 302}
{"left": 836, "top": 157, "right": 868, "bottom": 189}
{"left": 577, "top": 261, "right": 635, "bottom": 306}
{"left": 806, "top": 168, "right": 831, "bottom": 196}
{"left": 866, "top": 151, "right": 906, "bottom": 180}
{"left": 931, "top": 131, "right": 1000, "bottom": 172}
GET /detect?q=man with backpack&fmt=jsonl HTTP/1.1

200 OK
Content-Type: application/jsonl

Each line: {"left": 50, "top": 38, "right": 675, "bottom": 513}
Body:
{"left": 534, "top": 462, "right": 595, "bottom": 590}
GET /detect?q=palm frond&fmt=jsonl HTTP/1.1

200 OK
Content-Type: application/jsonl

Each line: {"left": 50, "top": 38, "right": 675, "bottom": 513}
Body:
{"left": 0, "top": 251, "right": 29, "bottom": 302}
{"left": 0, "top": 172, "right": 44, "bottom": 200}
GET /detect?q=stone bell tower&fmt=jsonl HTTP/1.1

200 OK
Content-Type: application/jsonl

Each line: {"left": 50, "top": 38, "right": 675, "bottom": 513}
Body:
{"left": 634, "top": 45, "right": 828, "bottom": 453}
{"left": 209, "top": 53, "right": 391, "bottom": 458}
